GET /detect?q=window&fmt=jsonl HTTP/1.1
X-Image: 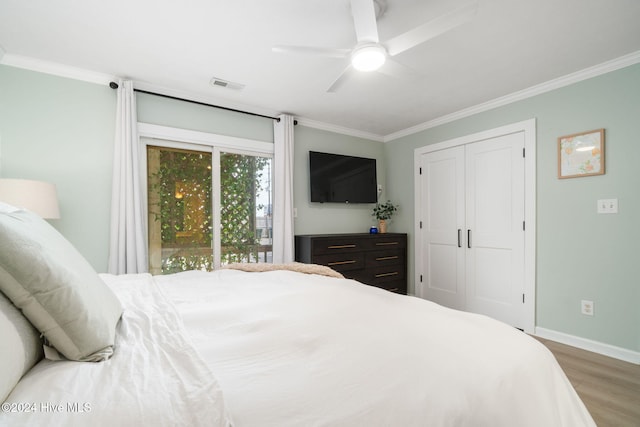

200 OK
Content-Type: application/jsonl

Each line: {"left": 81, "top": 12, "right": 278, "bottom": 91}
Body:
{"left": 220, "top": 152, "right": 273, "bottom": 265}
{"left": 147, "top": 146, "right": 214, "bottom": 274}
{"left": 143, "top": 126, "right": 273, "bottom": 275}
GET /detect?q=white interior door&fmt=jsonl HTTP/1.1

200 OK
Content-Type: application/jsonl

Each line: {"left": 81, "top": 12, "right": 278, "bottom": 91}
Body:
{"left": 465, "top": 133, "right": 525, "bottom": 328}
{"left": 419, "top": 147, "right": 465, "bottom": 310}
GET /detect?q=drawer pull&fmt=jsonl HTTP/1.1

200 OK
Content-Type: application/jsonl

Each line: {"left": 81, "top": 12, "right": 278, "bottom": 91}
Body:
{"left": 327, "top": 244, "right": 357, "bottom": 249}
{"left": 376, "top": 255, "right": 399, "bottom": 261}
{"left": 327, "top": 260, "right": 357, "bottom": 266}
{"left": 388, "top": 288, "right": 399, "bottom": 292}
{"left": 375, "top": 271, "right": 399, "bottom": 278}
{"left": 375, "top": 242, "right": 399, "bottom": 246}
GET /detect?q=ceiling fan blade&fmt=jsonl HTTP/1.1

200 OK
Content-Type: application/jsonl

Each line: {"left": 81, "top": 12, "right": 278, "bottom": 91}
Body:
{"left": 377, "top": 58, "right": 421, "bottom": 80}
{"left": 327, "top": 65, "right": 354, "bottom": 93}
{"left": 350, "top": 0, "right": 379, "bottom": 43}
{"left": 385, "top": 1, "right": 478, "bottom": 57}
{"left": 272, "top": 45, "right": 350, "bottom": 58}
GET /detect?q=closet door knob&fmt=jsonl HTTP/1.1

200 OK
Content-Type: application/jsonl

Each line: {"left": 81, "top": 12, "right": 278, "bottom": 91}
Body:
{"left": 467, "top": 229, "right": 472, "bottom": 249}
{"left": 458, "top": 229, "right": 462, "bottom": 248}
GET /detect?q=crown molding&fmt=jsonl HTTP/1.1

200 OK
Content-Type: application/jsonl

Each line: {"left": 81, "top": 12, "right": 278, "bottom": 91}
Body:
{"left": 384, "top": 50, "right": 640, "bottom": 142}
{"left": 133, "top": 84, "right": 384, "bottom": 142}
{"left": 3, "top": 50, "right": 638, "bottom": 144}
{"left": 295, "top": 117, "right": 385, "bottom": 142}
{"left": 0, "top": 53, "right": 115, "bottom": 86}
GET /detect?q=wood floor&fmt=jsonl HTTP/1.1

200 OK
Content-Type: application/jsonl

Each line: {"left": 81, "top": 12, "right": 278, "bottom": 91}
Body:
{"left": 535, "top": 337, "right": 640, "bottom": 427}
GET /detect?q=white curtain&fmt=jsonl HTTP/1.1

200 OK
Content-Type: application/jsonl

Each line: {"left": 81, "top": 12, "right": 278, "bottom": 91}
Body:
{"left": 272, "top": 114, "right": 295, "bottom": 263}
{"left": 107, "top": 80, "right": 148, "bottom": 274}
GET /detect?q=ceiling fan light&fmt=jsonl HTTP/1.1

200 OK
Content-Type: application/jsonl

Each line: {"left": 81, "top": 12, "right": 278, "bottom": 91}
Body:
{"left": 351, "top": 45, "right": 386, "bottom": 72}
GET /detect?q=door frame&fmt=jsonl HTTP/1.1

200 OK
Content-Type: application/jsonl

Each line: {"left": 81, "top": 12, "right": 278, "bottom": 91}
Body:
{"left": 414, "top": 119, "right": 536, "bottom": 333}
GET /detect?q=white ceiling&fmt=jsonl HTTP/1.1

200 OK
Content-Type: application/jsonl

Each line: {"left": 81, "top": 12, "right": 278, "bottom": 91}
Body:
{"left": 1, "top": 0, "right": 640, "bottom": 140}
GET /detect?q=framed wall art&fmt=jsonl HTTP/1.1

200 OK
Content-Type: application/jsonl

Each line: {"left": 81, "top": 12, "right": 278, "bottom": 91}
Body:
{"left": 558, "top": 129, "right": 605, "bottom": 179}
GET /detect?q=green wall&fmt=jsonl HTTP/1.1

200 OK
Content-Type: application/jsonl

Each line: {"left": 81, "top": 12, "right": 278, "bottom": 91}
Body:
{"left": 385, "top": 64, "right": 640, "bottom": 352}
{"left": 0, "top": 65, "right": 115, "bottom": 270}
{"left": 136, "top": 92, "right": 274, "bottom": 142}
{"left": 0, "top": 65, "right": 385, "bottom": 271}
{"left": 293, "top": 125, "right": 385, "bottom": 235}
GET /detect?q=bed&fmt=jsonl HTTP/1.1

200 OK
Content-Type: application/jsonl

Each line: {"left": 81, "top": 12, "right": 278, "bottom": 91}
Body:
{"left": 0, "top": 202, "right": 596, "bottom": 426}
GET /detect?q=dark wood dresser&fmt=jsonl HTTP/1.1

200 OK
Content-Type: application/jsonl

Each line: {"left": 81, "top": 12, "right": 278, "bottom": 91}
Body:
{"left": 295, "top": 233, "right": 407, "bottom": 294}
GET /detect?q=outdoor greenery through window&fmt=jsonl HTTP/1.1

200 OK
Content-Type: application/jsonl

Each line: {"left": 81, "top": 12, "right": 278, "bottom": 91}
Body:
{"left": 147, "top": 145, "right": 273, "bottom": 274}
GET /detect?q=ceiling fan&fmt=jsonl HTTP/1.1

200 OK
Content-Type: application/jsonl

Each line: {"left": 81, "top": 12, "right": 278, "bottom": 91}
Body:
{"left": 272, "top": 0, "right": 478, "bottom": 92}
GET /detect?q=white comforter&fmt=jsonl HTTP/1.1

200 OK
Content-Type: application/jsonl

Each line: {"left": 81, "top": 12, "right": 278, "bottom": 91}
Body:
{"left": 3, "top": 269, "right": 595, "bottom": 427}
{"left": 1, "top": 273, "right": 232, "bottom": 427}
{"left": 155, "top": 269, "right": 596, "bottom": 427}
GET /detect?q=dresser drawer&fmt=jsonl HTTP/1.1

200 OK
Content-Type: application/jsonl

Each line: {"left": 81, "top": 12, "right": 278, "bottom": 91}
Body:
{"left": 363, "top": 236, "right": 406, "bottom": 251}
{"left": 366, "top": 265, "right": 406, "bottom": 284}
{"left": 366, "top": 249, "right": 404, "bottom": 268}
{"left": 314, "top": 252, "right": 365, "bottom": 273}
{"left": 311, "top": 237, "right": 366, "bottom": 255}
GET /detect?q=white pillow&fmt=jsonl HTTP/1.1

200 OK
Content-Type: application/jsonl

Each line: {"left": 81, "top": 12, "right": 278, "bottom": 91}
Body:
{"left": 0, "top": 290, "right": 43, "bottom": 401}
{"left": 0, "top": 203, "right": 122, "bottom": 362}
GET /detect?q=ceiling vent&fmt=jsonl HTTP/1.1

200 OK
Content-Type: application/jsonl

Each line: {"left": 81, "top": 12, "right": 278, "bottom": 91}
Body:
{"left": 209, "top": 77, "right": 245, "bottom": 91}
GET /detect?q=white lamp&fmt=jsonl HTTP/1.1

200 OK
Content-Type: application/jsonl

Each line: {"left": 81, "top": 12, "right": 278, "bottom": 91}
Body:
{"left": 0, "top": 178, "right": 61, "bottom": 219}
{"left": 351, "top": 43, "right": 387, "bottom": 72}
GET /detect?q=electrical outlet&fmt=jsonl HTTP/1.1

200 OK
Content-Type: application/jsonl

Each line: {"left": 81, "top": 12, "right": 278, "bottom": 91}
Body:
{"left": 581, "top": 300, "right": 594, "bottom": 316}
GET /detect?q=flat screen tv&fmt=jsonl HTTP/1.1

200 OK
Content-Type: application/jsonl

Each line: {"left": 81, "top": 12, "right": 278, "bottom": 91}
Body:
{"left": 309, "top": 151, "right": 377, "bottom": 203}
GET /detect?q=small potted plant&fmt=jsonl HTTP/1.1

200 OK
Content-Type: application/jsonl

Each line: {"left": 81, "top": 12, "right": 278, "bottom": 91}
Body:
{"left": 372, "top": 200, "right": 398, "bottom": 233}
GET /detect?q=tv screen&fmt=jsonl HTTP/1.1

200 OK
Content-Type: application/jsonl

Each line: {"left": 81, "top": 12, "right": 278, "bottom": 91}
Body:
{"left": 309, "top": 151, "right": 377, "bottom": 203}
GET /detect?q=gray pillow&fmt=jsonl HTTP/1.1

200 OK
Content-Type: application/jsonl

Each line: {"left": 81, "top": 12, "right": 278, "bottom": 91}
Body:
{"left": 0, "top": 290, "right": 44, "bottom": 401}
{"left": 0, "top": 202, "right": 123, "bottom": 362}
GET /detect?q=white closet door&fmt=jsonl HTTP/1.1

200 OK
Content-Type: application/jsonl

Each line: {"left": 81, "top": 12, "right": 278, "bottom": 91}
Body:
{"left": 465, "top": 132, "right": 525, "bottom": 328}
{"left": 417, "top": 131, "right": 525, "bottom": 329}
{"left": 419, "top": 146, "right": 465, "bottom": 310}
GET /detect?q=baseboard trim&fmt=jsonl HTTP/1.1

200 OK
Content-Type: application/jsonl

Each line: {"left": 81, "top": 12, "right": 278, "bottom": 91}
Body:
{"left": 535, "top": 327, "right": 640, "bottom": 365}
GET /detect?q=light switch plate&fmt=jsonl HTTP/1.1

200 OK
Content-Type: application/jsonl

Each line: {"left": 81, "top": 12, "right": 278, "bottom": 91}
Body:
{"left": 597, "top": 199, "right": 618, "bottom": 214}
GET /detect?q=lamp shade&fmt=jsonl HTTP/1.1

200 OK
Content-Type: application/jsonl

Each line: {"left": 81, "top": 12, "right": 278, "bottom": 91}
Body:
{"left": 0, "top": 179, "right": 61, "bottom": 219}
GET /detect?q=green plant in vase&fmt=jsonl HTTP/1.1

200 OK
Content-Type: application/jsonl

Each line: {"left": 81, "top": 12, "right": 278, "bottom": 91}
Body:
{"left": 372, "top": 200, "right": 398, "bottom": 233}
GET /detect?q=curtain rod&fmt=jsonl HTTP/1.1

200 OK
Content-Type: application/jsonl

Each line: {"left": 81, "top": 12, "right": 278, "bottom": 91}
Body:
{"left": 109, "top": 81, "right": 297, "bottom": 124}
